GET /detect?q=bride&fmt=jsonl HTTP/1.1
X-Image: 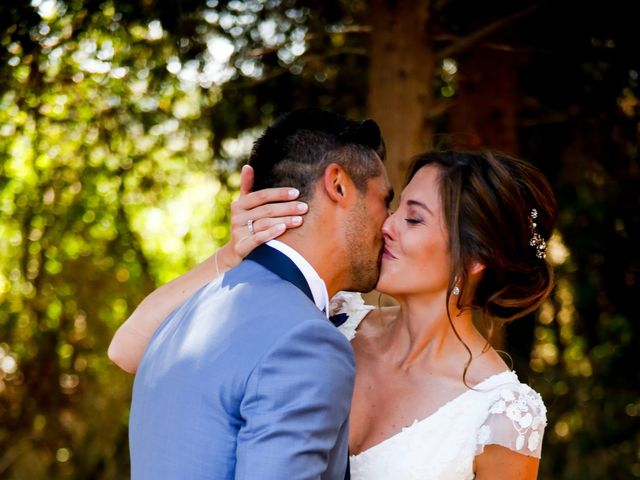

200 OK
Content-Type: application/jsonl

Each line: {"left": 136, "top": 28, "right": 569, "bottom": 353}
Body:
{"left": 110, "top": 150, "right": 556, "bottom": 479}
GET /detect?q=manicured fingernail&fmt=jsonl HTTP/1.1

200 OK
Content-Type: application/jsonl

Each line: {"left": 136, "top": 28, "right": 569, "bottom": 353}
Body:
{"left": 297, "top": 202, "right": 308, "bottom": 212}
{"left": 275, "top": 223, "right": 286, "bottom": 233}
{"left": 288, "top": 189, "right": 300, "bottom": 199}
{"left": 292, "top": 216, "right": 303, "bottom": 225}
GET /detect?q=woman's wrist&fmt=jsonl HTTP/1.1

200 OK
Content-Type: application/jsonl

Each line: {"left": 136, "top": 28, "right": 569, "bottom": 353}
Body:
{"left": 215, "top": 243, "right": 238, "bottom": 274}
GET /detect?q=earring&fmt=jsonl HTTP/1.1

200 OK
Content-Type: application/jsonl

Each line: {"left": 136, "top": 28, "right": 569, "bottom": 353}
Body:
{"left": 452, "top": 286, "right": 460, "bottom": 296}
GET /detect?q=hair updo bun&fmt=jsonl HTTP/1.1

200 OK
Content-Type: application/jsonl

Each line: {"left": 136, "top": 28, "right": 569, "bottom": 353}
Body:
{"left": 407, "top": 150, "right": 557, "bottom": 323}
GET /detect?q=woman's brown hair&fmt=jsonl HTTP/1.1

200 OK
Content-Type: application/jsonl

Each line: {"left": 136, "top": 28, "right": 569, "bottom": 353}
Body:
{"left": 407, "top": 150, "right": 557, "bottom": 382}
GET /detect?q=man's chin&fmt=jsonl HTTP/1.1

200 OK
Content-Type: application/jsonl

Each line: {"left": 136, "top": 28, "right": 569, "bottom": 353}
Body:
{"left": 346, "top": 281, "right": 375, "bottom": 294}
{"left": 346, "top": 271, "right": 379, "bottom": 293}
{"left": 345, "top": 254, "right": 382, "bottom": 293}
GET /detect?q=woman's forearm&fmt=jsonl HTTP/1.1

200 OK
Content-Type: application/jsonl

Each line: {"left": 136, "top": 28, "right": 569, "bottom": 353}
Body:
{"left": 108, "top": 166, "right": 308, "bottom": 373}
{"left": 108, "top": 252, "right": 222, "bottom": 373}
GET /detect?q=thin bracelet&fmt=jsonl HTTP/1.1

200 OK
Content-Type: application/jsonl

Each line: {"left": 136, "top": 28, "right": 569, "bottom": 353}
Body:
{"left": 214, "top": 250, "right": 221, "bottom": 278}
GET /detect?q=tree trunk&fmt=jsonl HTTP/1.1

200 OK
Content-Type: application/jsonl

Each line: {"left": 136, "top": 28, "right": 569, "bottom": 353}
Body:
{"left": 367, "top": 0, "right": 435, "bottom": 196}
{"left": 365, "top": 0, "right": 435, "bottom": 306}
{"left": 448, "top": 46, "right": 519, "bottom": 155}
{"left": 448, "top": 46, "right": 521, "bottom": 349}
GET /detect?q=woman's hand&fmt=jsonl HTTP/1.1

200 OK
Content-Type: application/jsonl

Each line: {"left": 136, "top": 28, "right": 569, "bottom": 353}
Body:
{"left": 108, "top": 164, "right": 307, "bottom": 373}
{"left": 216, "top": 165, "right": 308, "bottom": 270}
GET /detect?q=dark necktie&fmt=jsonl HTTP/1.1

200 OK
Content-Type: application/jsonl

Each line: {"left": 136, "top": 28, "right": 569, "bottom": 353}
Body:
{"left": 329, "top": 312, "right": 349, "bottom": 328}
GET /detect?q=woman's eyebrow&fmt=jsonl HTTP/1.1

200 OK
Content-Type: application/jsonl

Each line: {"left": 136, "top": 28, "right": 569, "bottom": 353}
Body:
{"left": 407, "top": 199, "right": 433, "bottom": 215}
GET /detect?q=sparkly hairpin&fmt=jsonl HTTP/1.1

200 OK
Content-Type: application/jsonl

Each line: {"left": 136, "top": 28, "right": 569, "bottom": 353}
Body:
{"left": 528, "top": 209, "right": 547, "bottom": 259}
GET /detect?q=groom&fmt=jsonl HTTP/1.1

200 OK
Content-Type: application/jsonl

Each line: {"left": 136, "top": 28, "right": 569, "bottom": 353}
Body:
{"left": 129, "top": 108, "right": 392, "bottom": 479}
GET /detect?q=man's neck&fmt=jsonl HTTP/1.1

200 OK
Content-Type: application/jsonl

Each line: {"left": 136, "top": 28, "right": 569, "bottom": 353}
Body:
{"left": 265, "top": 239, "right": 329, "bottom": 314}
{"left": 273, "top": 232, "right": 340, "bottom": 298}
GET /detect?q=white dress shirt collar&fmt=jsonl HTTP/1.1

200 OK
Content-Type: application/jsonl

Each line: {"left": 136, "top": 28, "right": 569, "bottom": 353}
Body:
{"left": 266, "top": 240, "right": 329, "bottom": 318}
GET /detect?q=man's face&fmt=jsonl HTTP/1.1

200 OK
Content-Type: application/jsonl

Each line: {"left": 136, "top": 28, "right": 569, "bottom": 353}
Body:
{"left": 344, "top": 169, "right": 393, "bottom": 292}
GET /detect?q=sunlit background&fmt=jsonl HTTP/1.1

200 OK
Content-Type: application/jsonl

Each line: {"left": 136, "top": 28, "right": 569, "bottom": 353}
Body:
{"left": 1, "top": 0, "right": 638, "bottom": 478}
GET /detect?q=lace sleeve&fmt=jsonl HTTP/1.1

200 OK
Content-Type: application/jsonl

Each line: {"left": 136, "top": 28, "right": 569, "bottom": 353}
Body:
{"left": 475, "top": 384, "right": 547, "bottom": 459}
{"left": 329, "top": 291, "right": 374, "bottom": 341}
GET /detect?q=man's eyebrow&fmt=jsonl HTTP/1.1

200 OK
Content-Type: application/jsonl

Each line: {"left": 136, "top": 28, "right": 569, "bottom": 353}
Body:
{"left": 407, "top": 199, "right": 433, "bottom": 215}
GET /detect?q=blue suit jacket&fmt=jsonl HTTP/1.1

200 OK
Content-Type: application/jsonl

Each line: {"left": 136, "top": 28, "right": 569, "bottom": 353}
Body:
{"left": 129, "top": 251, "right": 355, "bottom": 479}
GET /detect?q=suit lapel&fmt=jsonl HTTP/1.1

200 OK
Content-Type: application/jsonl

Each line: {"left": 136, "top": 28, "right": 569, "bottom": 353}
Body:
{"left": 245, "top": 244, "right": 315, "bottom": 304}
{"left": 246, "top": 244, "right": 351, "bottom": 479}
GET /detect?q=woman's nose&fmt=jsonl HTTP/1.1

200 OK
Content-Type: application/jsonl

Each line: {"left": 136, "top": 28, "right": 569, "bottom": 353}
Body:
{"left": 381, "top": 211, "right": 396, "bottom": 239}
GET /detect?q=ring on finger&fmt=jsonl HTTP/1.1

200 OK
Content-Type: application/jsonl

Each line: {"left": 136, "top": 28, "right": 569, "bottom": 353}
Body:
{"left": 247, "top": 219, "right": 255, "bottom": 235}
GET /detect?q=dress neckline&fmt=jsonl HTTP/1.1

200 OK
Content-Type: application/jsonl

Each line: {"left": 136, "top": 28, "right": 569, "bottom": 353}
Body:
{"left": 350, "top": 370, "right": 517, "bottom": 459}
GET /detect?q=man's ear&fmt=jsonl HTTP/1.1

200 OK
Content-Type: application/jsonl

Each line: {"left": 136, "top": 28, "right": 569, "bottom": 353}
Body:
{"left": 323, "top": 163, "right": 351, "bottom": 205}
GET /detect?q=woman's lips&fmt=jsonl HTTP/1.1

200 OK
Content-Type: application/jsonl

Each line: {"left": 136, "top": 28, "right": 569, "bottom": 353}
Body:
{"left": 382, "top": 246, "right": 397, "bottom": 259}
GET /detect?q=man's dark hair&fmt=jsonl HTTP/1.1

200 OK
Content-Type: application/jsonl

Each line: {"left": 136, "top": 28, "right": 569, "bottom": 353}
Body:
{"left": 248, "top": 108, "right": 386, "bottom": 200}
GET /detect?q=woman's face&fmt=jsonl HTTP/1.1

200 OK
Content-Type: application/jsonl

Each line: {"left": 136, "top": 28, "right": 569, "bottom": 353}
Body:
{"left": 376, "top": 165, "right": 452, "bottom": 298}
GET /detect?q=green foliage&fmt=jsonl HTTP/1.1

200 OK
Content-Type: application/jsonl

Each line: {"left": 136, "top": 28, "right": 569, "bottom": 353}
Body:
{"left": 0, "top": 0, "right": 639, "bottom": 478}
{"left": 511, "top": 5, "right": 640, "bottom": 474}
{"left": 0, "top": 2, "right": 238, "bottom": 477}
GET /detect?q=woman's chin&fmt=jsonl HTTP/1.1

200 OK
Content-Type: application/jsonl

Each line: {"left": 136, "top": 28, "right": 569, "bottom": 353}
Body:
{"left": 374, "top": 276, "right": 394, "bottom": 296}
{"left": 375, "top": 270, "right": 411, "bottom": 298}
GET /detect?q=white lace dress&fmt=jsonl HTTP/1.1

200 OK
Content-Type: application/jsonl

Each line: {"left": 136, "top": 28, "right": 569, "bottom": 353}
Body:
{"left": 331, "top": 293, "right": 547, "bottom": 480}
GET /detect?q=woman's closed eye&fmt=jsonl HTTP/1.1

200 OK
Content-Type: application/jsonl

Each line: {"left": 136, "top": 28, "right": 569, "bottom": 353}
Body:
{"left": 405, "top": 217, "right": 424, "bottom": 225}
